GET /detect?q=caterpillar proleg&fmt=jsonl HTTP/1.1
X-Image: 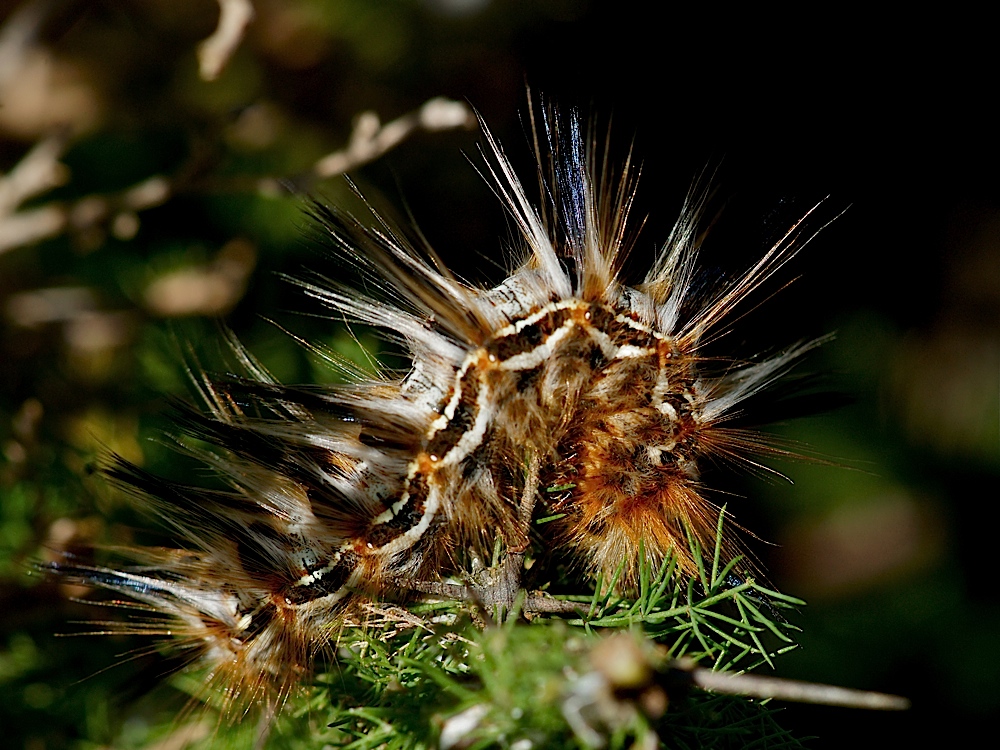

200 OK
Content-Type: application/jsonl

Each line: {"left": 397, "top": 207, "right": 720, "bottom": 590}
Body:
{"left": 50, "top": 104, "right": 830, "bottom": 723}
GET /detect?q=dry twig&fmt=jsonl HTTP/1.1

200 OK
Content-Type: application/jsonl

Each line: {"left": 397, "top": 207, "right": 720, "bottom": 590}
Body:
{"left": 0, "top": 98, "right": 474, "bottom": 255}
{"left": 198, "top": 0, "right": 255, "bottom": 81}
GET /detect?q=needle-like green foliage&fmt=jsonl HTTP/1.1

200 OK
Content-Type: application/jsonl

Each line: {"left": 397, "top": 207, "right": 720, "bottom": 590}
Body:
{"left": 193, "top": 511, "right": 809, "bottom": 750}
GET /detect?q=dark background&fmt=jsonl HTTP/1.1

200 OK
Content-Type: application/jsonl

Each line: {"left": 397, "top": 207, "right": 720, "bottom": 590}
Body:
{"left": 1, "top": 1, "right": 996, "bottom": 747}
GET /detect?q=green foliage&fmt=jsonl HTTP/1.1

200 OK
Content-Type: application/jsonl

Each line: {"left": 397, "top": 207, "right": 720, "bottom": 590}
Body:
{"left": 572, "top": 518, "right": 804, "bottom": 675}
{"left": 92, "top": 521, "right": 807, "bottom": 750}
{"left": 311, "top": 619, "right": 803, "bottom": 750}
{"left": 250, "top": 522, "right": 808, "bottom": 750}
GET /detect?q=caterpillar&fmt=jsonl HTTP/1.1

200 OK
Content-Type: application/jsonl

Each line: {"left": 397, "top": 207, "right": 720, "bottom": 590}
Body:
{"left": 49, "top": 104, "right": 828, "bottom": 720}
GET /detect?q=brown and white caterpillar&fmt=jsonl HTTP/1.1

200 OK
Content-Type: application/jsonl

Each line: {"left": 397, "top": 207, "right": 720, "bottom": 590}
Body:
{"left": 50, "top": 105, "right": 828, "bottom": 717}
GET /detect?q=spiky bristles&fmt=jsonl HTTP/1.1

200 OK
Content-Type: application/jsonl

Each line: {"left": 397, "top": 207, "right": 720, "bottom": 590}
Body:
{"left": 50, "top": 104, "right": 826, "bottom": 718}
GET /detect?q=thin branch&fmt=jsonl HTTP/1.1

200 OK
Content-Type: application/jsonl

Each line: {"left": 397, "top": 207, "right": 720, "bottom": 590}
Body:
{"left": 0, "top": 134, "right": 69, "bottom": 216}
{"left": 523, "top": 594, "right": 587, "bottom": 615}
{"left": 0, "top": 171, "right": 171, "bottom": 255}
{"left": 198, "top": 0, "right": 255, "bottom": 81}
{"left": 0, "top": 98, "right": 475, "bottom": 254}
{"left": 0, "top": 204, "right": 65, "bottom": 255}
{"left": 267, "top": 96, "right": 475, "bottom": 193}
{"left": 683, "top": 662, "right": 910, "bottom": 711}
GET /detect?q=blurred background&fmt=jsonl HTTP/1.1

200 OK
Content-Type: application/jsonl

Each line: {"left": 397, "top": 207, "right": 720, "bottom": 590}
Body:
{"left": 0, "top": 1, "right": 996, "bottom": 748}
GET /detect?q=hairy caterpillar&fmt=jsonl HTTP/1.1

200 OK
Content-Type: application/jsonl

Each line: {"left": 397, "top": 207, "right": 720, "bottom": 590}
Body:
{"left": 49, "top": 105, "right": 829, "bottom": 719}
